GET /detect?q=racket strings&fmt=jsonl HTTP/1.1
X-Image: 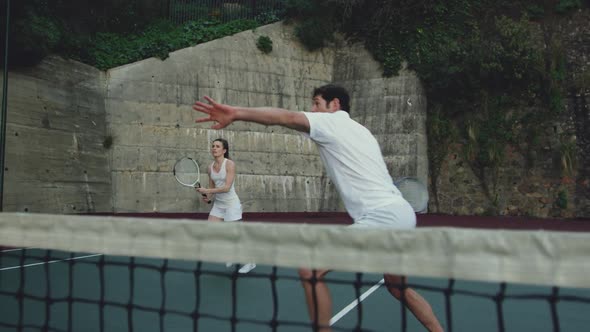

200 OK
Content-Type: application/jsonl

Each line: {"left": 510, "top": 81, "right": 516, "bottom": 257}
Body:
{"left": 395, "top": 179, "right": 429, "bottom": 213}
{"left": 174, "top": 159, "right": 200, "bottom": 186}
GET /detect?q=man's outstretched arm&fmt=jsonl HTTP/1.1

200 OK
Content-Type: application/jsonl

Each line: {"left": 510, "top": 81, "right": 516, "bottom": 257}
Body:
{"left": 193, "top": 96, "right": 310, "bottom": 133}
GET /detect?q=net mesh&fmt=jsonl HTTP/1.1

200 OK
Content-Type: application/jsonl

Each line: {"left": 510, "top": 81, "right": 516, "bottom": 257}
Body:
{"left": 1, "top": 213, "right": 590, "bottom": 332}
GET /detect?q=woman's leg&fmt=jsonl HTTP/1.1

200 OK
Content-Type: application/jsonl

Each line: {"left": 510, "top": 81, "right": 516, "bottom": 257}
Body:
{"left": 208, "top": 215, "right": 223, "bottom": 221}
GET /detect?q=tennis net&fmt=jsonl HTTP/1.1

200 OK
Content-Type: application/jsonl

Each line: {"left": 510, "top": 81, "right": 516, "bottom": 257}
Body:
{"left": 1, "top": 213, "right": 589, "bottom": 331}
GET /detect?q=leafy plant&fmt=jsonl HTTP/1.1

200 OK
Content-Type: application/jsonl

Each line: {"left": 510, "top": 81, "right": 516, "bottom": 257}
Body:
{"left": 426, "top": 109, "right": 456, "bottom": 209}
{"left": 555, "top": 190, "right": 568, "bottom": 209}
{"left": 572, "top": 68, "right": 590, "bottom": 91}
{"left": 256, "top": 35, "right": 273, "bottom": 53}
{"left": 295, "top": 17, "right": 335, "bottom": 51}
{"left": 77, "top": 18, "right": 261, "bottom": 70}
{"left": 284, "top": 0, "right": 337, "bottom": 51}
{"left": 559, "top": 135, "right": 577, "bottom": 176}
{"left": 555, "top": 0, "right": 583, "bottom": 13}
{"left": 5, "top": 11, "right": 62, "bottom": 66}
{"left": 284, "top": 0, "right": 577, "bottom": 211}
{"left": 3, "top": 1, "right": 283, "bottom": 70}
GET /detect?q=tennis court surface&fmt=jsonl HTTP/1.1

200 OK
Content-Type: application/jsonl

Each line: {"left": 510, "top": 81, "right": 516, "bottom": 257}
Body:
{"left": 1, "top": 212, "right": 590, "bottom": 331}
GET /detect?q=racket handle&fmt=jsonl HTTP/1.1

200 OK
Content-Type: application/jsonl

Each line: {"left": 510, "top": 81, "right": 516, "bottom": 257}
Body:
{"left": 196, "top": 183, "right": 212, "bottom": 204}
{"left": 203, "top": 194, "right": 211, "bottom": 204}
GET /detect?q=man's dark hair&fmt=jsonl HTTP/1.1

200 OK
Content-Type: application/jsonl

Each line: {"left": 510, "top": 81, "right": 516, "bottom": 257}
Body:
{"left": 313, "top": 84, "right": 351, "bottom": 113}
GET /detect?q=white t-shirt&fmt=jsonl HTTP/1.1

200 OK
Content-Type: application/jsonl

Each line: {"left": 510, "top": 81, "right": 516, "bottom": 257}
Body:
{"left": 302, "top": 111, "right": 404, "bottom": 221}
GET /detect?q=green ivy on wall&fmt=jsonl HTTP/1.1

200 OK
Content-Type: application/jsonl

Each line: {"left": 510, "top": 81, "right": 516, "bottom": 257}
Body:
{"left": 284, "top": 0, "right": 585, "bottom": 212}
{"left": 256, "top": 35, "right": 273, "bottom": 54}
{"left": 1, "top": 0, "right": 282, "bottom": 70}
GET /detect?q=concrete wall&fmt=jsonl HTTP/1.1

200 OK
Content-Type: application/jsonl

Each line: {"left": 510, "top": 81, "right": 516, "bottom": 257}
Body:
{"left": 333, "top": 43, "right": 428, "bottom": 183}
{"left": 106, "top": 22, "right": 427, "bottom": 213}
{"left": 3, "top": 57, "right": 111, "bottom": 213}
{"left": 3, "top": 22, "right": 427, "bottom": 214}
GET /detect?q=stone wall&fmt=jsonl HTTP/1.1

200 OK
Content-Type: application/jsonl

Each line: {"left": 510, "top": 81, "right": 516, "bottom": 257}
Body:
{"left": 3, "top": 21, "right": 427, "bottom": 214}
{"left": 5, "top": 17, "right": 586, "bottom": 218}
{"left": 106, "top": 22, "right": 334, "bottom": 212}
{"left": 430, "top": 9, "right": 590, "bottom": 219}
{"left": 333, "top": 43, "right": 428, "bottom": 183}
{"left": 433, "top": 142, "right": 577, "bottom": 217}
{"left": 2, "top": 57, "right": 111, "bottom": 213}
{"left": 561, "top": 9, "right": 590, "bottom": 218}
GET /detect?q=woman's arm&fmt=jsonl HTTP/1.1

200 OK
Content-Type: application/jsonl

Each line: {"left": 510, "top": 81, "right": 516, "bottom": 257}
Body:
{"left": 196, "top": 164, "right": 215, "bottom": 201}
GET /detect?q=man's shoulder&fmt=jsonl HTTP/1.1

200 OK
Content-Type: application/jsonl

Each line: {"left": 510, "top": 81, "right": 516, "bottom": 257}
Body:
{"left": 305, "top": 110, "right": 351, "bottom": 122}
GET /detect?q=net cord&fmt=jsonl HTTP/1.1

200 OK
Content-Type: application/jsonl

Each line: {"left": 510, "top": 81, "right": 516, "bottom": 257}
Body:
{"left": 1, "top": 213, "right": 590, "bottom": 289}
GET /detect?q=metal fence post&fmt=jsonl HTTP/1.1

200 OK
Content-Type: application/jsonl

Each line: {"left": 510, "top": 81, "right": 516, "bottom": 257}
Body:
{"left": 0, "top": 0, "right": 11, "bottom": 211}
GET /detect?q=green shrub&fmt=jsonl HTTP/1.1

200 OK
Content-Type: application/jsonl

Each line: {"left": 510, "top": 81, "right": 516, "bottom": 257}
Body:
{"left": 256, "top": 36, "right": 273, "bottom": 54}
{"left": 284, "top": 0, "right": 574, "bottom": 211}
{"left": 3, "top": 1, "right": 279, "bottom": 70}
{"left": 7, "top": 12, "right": 62, "bottom": 67}
{"left": 555, "top": 0, "right": 583, "bottom": 13}
{"left": 555, "top": 190, "right": 568, "bottom": 209}
{"left": 80, "top": 19, "right": 260, "bottom": 70}
{"left": 295, "top": 17, "right": 334, "bottom": 51}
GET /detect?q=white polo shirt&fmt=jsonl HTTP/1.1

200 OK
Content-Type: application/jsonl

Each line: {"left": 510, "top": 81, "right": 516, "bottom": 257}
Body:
{"left": 302, "top": 111, "right": 403, "bottom": 221}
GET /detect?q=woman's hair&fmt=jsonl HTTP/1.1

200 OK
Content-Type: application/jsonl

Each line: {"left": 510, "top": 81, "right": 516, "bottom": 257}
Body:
{"left": 214, "top": 138, "right": 230, "bottom": 159}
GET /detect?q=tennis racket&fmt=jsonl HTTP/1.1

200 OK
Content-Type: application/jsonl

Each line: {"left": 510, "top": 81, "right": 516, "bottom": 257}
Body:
{"left": 173, "top": 157, "right": 211, "bottom": 204}
{"left": 394, "top": 177, "right": 429, "bottom": 213}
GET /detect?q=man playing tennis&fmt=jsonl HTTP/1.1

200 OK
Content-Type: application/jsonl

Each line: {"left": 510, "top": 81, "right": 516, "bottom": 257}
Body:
{"left": 192, "top": 84, "right": 443, "bottom": 332}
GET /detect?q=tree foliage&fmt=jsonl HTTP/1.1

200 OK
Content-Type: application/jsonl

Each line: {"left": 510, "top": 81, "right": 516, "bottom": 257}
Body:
{"left": 0, "top": 0, "right": 281, "bottom": 70}
{"left": 284, "top": 0, "right": 586, "bottom": 212}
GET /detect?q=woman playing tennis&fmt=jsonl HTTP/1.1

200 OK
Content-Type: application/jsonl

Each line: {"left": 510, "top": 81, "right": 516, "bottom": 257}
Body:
{"left": 196, "top": 138, "right": 256, "bottom": 274}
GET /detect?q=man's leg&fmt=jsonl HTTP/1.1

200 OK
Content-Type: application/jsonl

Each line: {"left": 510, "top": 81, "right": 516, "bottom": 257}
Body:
{"left": 299, "top": 268, "right": 332, "bottom": 332}
{"left": 384, "top": 274, "right": 444, "bottom": 332}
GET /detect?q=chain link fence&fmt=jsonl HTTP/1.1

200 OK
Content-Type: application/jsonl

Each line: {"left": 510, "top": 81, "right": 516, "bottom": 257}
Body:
{"left": 166, "top": 0, "right": 286, "bottom": 25}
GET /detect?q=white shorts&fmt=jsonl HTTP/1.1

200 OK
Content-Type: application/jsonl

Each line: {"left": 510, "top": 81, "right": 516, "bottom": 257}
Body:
{"left": 351, "top": 199, "right": 416, "bottom": 229}
{"left": 210, "top": 200, "right": 242, "bottom": 221}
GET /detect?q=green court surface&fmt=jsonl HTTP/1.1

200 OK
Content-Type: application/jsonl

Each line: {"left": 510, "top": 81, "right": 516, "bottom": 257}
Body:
{"left": 1, "top": 248, "right": 590, "bottom": 331}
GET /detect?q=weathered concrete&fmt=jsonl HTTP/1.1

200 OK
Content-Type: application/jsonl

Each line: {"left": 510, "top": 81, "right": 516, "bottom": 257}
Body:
{"left": 4, "top": 21, "right": 427, "bottom": 214}
{"left": 333, "top": 42, "right": 429, "bottom": 183}
{"left": 3, "top": 56, "right": 111, "bottom": 213}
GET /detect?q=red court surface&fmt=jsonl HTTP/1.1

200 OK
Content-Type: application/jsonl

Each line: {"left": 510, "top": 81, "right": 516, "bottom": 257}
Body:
{"left": 94, "top": 212, "right": 590, "bottom": 232}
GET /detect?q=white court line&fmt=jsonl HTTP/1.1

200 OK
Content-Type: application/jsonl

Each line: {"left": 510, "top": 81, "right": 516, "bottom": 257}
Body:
{"left": 330, "top": 278, "right": 385, "bottom": 325}
{"left": 0, "top": 254, "right": 103, "bottom": 271}
{"left": 1, "top": 247, "right": 35, "bottom": 253}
